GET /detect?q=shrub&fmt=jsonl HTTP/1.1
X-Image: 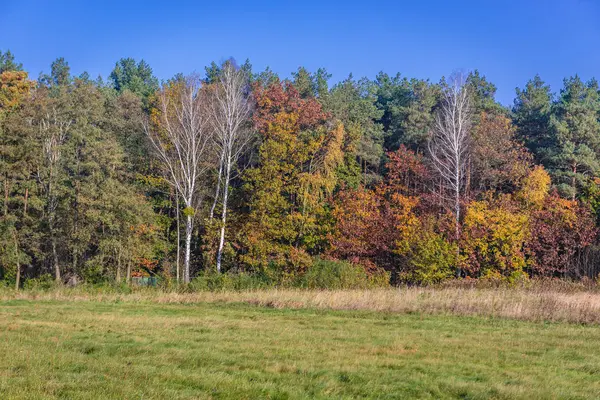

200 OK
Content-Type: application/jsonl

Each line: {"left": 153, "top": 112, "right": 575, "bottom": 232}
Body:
{"left": 189, "top": 270, "right": 276, "bottom": 292}
{"left": 298, "top": 258, "right": 390, "bottom": 289}
{"left": 399, "top": 231, "right": 458, "bottom": 285}
{"left": 461, "top": 196, "right": 529, "bottom": 278}
{"left": 23, "top": 274, "right": 56, "bottom": 291}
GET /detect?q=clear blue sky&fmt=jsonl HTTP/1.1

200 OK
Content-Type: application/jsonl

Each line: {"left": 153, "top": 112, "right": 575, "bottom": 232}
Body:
{"left": 2, "top": 0, "right": 599, "bottom": 105}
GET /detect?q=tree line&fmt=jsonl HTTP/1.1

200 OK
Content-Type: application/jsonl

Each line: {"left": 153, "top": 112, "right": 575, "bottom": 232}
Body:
{"left": 1, "top": 49, "right": 599, "bottom": 287}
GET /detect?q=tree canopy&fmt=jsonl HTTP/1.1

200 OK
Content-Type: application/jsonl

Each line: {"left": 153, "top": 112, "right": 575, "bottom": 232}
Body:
{"left": 1, "top": 49, "right": 599, "bottom": 287}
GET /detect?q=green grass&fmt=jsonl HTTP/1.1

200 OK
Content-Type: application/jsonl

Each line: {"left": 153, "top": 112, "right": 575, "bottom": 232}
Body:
{"left": 0, "top": 300, "right": 599, "bottom": 399}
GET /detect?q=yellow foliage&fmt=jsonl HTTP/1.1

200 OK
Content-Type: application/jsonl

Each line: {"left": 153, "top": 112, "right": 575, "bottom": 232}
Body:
{"left": 462, "top": 195, "right": 530, "bottom": 277}
{"left": 0, "top": 71, "right": 34, "bottom": 111}
{"left": 517, "top": 166, "right": 551, "bottom": 209}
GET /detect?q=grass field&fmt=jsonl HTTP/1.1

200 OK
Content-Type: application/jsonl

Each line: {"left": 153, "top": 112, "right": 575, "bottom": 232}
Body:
{"left": 1, "top": 298, "right": 600, "bottom": 399}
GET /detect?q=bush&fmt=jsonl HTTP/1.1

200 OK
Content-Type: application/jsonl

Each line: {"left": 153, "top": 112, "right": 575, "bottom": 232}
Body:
{"left": 189, "top": 270, "right": 276, "bottom": 292}
{"left": 187, "top": 259, "right": 390, "bottom": 292}
{"left": 23, "top": 274, "right": 56, "bottom": 291}
{"left": 399, "top": 231, "right": 458, "bottom": 285}
{"left": 297, "top": 258, "right": 389, "bottom": 289}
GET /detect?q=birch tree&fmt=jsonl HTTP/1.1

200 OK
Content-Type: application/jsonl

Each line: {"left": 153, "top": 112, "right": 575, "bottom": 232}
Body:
{"left": 208, "top": 62, "right": 253, "bottom": 272}
{"left": 428, "top": 73, "right": 472, "bottom": 248}
{"left": 145, "top": 75, "right": 210, "bottom": 283}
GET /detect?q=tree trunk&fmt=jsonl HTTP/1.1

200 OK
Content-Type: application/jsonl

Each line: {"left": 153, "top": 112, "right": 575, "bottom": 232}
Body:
{"left": 455, "top": 166, "right": 462, "bottom": 278}
{"left": 126, "top": 261, "right": 131, "bottom": 285}
{"left": 23, "top": 188, "right": 28, "bottom": 216}
{"left": 572, "top": 162, "right": 577, "bottom": 201}
{"left": 210, "top": 151, "right": 225, "bottom": 220}
{"left": 115, "top": 249, "right": 122, "bottom": 283}
{"left": 13, "top": 232, "right": 20, "bottom": 291}
{"left": 216, "top": 158, "right": 231, "bottom": 272}
{"left": 15, "top": 260, "right": 20, "bottom": 291}
{"left": 175, "top": 190, "right": 181, "bottom": 284}
{"left": 184, "top": 213, "right": 193, "bottom": 283}
{"left": 52, "top": 237, "right": 60, "bottom": 283}
{"left": 71, "top": 178, "right": 79, "bottom": 279}
{"left": 4, "top": 177, "right": 8, "bottom": 217}
{"left": 47, "top": 166, "right": 61, "bottom": 283}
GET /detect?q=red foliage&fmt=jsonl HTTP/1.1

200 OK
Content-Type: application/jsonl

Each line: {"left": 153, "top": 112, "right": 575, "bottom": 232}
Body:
{"left": 252, "top": 81, "right": 328, "bottom": 135}
{"left": 383, "top": 145, "right": 431, "bottom": 197}
{"left": 328, "top": 148, "right": 424, "bottom": 271}
{"left": 526, "top": 194, "right": 597, "bottom": 277}
{"left": 381, "top": 146, "right": 443, "bottom": 218}
{"left": 328, "top": 188, "right": 395, "bottom": 268}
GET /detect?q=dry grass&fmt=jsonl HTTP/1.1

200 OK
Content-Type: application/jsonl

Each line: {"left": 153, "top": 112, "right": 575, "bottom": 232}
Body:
{"left": 3, "top": 284, "right": 600, "bottom": 324}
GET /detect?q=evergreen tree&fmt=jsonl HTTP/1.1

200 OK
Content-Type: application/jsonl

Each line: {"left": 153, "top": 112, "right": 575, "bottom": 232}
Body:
{"left": 324, "top": 75, "right": 384, "bottom": 186}
{"left": 375, "top": 73, "right": 440, "bottom": 152}
{"left": 466, "top": 70, "right": 505, "bottom": 116}
{"left": 291, "top": 66, "right": 331, "bottom": 99}
{"left": 513, "top": 75, "right": 553, "bottom": 161}
{"left": 548, "top": 76, "right": 600, "bottom": 199}
{"left": 109, "top": 58, "right": 159, "bottom": 105}
{"left": 0, "top": 50, "right": 23, "bottom": 73}
{"left": 40, "top": 57, "right": 71, "bottom": 87}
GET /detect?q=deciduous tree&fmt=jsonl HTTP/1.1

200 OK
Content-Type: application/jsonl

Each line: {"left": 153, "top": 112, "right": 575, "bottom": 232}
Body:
{"left": 145, "top": 75, "right": 211, "bottom": 283}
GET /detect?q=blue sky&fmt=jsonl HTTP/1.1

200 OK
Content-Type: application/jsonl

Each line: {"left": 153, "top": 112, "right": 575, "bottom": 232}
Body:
{"left": 1, "top": 0, "right": 599, "bottom": 105}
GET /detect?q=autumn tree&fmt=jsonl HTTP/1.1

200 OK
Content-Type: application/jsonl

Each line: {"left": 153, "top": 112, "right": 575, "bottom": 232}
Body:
{"left": 330, "top": 146, "right": 426, "bottom": 277}
{"left": 461, "top": 195, "right": 529, "bottom": 279}
{"left": 469, "top": 112, "right": 532, "bottom": 196}
{"left": 521, "top": 169, "right": 597, "bottom": 278}
{"left": 207, "top": 61, "right": 254, "bottom": 272}
{"left": 428, "top": 73, "right": 472, "bottom": 252}
{"left": 240, "top": 81, "right": 343, "bottom": 273}
{"left": 329, "top": 188, "right": 395, "bottom": 269}
{"left": 145, "top": 75, "right": 211, "bottom": 283}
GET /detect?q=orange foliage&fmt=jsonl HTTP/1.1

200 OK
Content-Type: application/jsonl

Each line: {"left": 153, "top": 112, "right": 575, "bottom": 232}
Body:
{"left": 0, "top": 71, "right": 34, "bottom": 111}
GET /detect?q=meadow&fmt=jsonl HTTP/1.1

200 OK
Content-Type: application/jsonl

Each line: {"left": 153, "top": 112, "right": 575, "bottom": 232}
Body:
{"left": 1, "top": 286, "right": 600, "bottom": 399}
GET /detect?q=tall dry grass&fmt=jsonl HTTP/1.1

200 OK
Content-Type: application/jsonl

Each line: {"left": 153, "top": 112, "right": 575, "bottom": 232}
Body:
{"left": 3, "top": 284, "right": 600, "bottom": 324}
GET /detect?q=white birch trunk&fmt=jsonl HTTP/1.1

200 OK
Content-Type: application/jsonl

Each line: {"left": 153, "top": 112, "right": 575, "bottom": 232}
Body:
{"left": 184, "top": 213, "right": 193, "bottom": 283}
{"left": 216, "top": 156, "right": 232, "bottom": 272}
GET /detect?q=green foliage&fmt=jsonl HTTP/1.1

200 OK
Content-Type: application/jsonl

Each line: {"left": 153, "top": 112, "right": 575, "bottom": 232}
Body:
{"left": 547, "top": 76, "right": 600, "bottom": 199}
{"left": 188, "top": 258, "right": 390, "bottom": 291}
{"left": 40, "top": 57, "right": 71, "bottom": 87}
{"left": 466, "top": 69, "right": 506, "bottom": 115}
{"left": 109, "top": 58, "right": 159, "bottom": 105}
{"left": 0, "top": 49, "right": 23, "bottom": 73}
{"left": 375, "top": 72, "right": 440, "bottom": 151}
{"left": 204, "top": 58, "right": 253, "bottom": 84}
{"left": 513, "top": 75, "right": 553, "bottom": 159}
{"left": 182, "top": 206, "right": 195, "bottom": 217}
{"left": 22, "top": 274, "right": 55, "bottom": 291}
{"left": 325, "top": 76, "right": 384, "bottom": 186}
{"left": 298, "top": 258, "right": 389, "bottom": 289}
{"left": 189, "top": 270, "right": 275, "bottom": 291}
{"left": 399, "top": 231, "right": 458, "bottom": 285}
